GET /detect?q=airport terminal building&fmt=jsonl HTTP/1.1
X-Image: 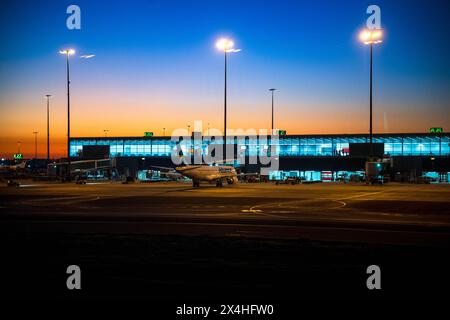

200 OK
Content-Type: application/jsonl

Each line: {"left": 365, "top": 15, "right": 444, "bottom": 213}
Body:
{"left": 69, "top": 132, "right": 450, "bottom": 182}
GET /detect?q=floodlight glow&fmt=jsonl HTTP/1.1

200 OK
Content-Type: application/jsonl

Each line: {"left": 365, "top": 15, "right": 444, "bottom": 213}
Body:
{"left": 216, "top": 38, "right": 234, "bottom": 51}
{"left": 59, "top": 49, "right": 75, "bottom": 55}
{"left": 359, "top": 29, "right": 383, "bottom": 45}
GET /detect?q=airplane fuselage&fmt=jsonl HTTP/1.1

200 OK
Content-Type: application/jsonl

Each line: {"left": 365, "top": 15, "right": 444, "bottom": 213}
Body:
{"left": 175, "top": 165, "right": 238, "bottom": 186}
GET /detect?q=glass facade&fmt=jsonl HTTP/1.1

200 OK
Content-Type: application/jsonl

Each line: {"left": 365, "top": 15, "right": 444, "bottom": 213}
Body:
{"left": 269, "top": 170, "right": 366, "bottom": 182}
{"left": 70, "top": 134, "right": 450, "bottom": 158}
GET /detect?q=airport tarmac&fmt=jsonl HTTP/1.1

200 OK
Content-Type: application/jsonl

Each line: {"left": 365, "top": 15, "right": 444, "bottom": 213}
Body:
{"left": 1, "top": 181, "right": 450, "bottom": 245}
{"left": 1, "top": 181, "right": 450, "bottom": 299}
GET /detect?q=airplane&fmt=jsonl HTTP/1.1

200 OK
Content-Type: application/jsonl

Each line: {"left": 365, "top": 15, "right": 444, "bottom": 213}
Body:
{"left": 177, "top": 165, "right": 238, "bottom": 187}
{"left": 152, "top": 164, "right": 240, "bottom": 187}
{"left": 0, "top": 161, "right": 26, "bottom": 173}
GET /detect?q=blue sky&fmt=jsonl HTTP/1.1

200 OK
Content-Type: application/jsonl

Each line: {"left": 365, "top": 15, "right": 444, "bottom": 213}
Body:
{"left": 1, "top": 0, "right": 449, "bottom": 156}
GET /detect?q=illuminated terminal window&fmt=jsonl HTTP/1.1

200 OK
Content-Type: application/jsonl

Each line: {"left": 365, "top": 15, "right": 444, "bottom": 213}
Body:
{"left": 70, "top": 134, "right": 450, "bottom": 158}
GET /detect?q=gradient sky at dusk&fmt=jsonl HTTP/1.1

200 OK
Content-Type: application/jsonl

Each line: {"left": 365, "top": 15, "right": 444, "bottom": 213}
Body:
{"left": 1, "top": 0, "right": 449, "bottom": 158}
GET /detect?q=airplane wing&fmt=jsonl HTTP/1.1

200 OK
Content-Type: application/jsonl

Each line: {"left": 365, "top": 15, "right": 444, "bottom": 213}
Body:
{"left": 150, "top": 165, "right": 176, "bottom": 172}
{"left": 208, "top": 159, "right": 236, "bottom": 165}
{"left": 238, "top": 172, "right": 259, "bottom": 177}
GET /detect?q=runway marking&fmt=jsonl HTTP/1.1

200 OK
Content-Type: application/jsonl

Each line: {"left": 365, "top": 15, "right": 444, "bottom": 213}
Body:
{"left": 337, "top": 191, "right": 386, "bottom": 201}
{"left": 16, "top": 196, "right": 102, "bottom": 206}
{"left": 243, "top": 191, "right": 387, "bottom": 216}
{"left": 331, "top": 191, "right": 387, "bottom": 210}
{"left": 248, "top": 198, "right": 344, "bottom": 211}
{"left": 18, "top": 184, "right": 42, "bottom": 188}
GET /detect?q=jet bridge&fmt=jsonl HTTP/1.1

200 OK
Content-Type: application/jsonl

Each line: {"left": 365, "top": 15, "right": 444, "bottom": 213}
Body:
{"left": 47, "top": 158, "right": 114, "bottom": 179}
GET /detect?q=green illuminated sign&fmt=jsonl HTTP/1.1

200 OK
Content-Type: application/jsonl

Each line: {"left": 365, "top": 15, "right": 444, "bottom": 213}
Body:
{"left": 13, "top": 153, "right": 23, "bottom": 160}
{"left": 144, "top": 132, "right": 154, "bottom": 137}
{"left": 277, "top": 130, "right": 287, "bottom": 136}
{"left": 429, "top": 127, "right": 443, "bottom": 133}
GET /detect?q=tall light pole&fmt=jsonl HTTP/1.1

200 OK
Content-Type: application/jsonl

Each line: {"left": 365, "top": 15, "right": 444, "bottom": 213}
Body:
{"left": 45, "top": 95, "right": 52, "bottom": 160}
{"left": 187, "top": 125, "right": 191, "bottom": 136}
{"left": 163, "top": 128, "right": 166, "bottom": 136}
{"left": 104, "top": 129, "right": 109, "bottom": 137}
{"left": 216, "top": 38, "right": 240, "bottom": 156}
{"left": 59, "top": 49, "right": 75, "bottom": 180}
{"left": 17, "top": 141, "right": 21, "bottom": 154}
{"left": 360, "top": 29, "right": 382, "bottom": 157}
{"left": 33, "top": 131, "right": 38, "bottom": 159}
{"left": 269, "top": 88, "right": 277, "bottom": 134}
